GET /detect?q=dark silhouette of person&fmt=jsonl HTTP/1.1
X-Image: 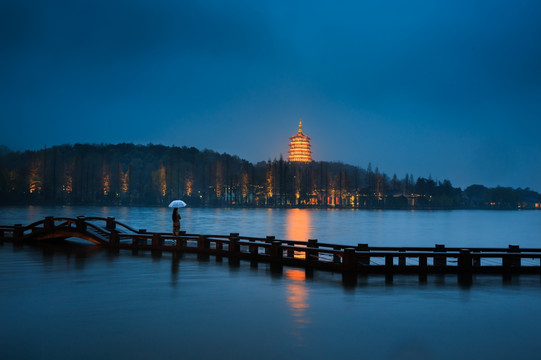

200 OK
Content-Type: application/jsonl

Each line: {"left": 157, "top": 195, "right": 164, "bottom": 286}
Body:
{"left": 172, "top": 208, "right": 181, "bottom": 235}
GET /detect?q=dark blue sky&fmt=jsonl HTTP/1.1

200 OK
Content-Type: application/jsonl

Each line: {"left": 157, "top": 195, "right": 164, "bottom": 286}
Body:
{"left": 1, "top": 0, "right": 540, "bottom": 190}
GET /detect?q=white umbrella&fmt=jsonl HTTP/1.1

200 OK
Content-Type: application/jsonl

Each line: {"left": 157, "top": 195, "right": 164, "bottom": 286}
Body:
{"left": 168, "top": 200, "right": 187, "bottom": 208}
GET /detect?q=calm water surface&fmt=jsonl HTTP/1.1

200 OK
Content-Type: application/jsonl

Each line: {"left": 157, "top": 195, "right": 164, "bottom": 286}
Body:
{"left": 1, "top": 206, "right": 540, "bottom": 360}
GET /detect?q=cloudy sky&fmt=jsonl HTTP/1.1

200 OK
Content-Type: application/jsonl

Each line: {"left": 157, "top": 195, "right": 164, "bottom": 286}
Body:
{"left": 1, "top": 0, "right": 540, "bottom": 190}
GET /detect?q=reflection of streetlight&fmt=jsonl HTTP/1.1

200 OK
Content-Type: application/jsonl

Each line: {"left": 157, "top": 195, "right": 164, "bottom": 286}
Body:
{"left": 285, "top": 269, "right": 311, "bottom": 346}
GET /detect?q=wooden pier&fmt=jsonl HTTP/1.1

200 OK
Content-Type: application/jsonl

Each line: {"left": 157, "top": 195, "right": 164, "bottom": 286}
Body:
{"left": 1, "top": 216, "right": 541, "bottom": 284}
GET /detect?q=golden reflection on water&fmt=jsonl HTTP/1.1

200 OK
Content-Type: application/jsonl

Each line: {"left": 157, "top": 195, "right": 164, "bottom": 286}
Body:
{"left": 285, "top": 209, "right": 313, "bottom": 240}
{"left": 285, "top": 209, "right": 313, "bottom": 260}
{"left": 285, "top": 269, "right": 311, "bottom": 346}
{"left": 284, "top": 210, "right": 313, "bottom": 346}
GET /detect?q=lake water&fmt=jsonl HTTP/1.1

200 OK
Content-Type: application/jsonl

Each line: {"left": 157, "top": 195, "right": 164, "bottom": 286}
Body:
{"left": 1, "top": 206, "right": 541, "bottom": 360}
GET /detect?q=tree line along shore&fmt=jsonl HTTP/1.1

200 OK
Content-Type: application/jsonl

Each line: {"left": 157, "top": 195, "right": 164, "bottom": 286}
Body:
{"left": 0, "top": 143, "right": 539, "bottom": 210}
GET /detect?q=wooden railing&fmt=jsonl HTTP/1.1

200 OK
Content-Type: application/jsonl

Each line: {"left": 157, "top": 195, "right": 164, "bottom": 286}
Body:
{"left": 1, "top": 216, "right": 541, "bottom": 283}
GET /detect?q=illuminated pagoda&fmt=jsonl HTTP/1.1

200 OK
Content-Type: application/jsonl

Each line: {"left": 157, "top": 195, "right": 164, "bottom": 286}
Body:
{"left": 288, "top": 120, "right": 312, "bottom": 162}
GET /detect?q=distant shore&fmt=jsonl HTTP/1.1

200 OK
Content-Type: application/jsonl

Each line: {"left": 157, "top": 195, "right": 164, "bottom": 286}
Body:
{"left": 1, "top": 143, "right": 540, "bottom": 210}
{"left": 1, "top": 201, "right": 538, "bottom": 211}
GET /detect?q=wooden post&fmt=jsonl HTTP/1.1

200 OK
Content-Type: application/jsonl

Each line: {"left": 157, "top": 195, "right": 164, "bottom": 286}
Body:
{"left": 270, "top": 240, "right": 283, "bottom": 273}
{"left": 152, "top": 233, "right": 163, "bottom": 248}
{"left": 249, "top": 239, "right": 257, "bottom": 255}
{"left": 342, "top": 248, "right": 357, "bottom": 273}
{"left": 385, "top": 254, "right": 394, "bottom": 283}
{"left": 13, "top": 224, "right": 23, "bottom": 245}
{"left": 419, "top": 255, "right": 427, "bottom": 282}
{"left": 131, "top": 229, "right": 144, "bottom": 254}
{"left": 270, "top": 241, "right": 283, "bottom": 260}
{"left": 228, "top": 233, "right": 240, "bottom": 265}
{"left": 198, "top": 235, "right": 209, "bottom": 251}
{"left": 508, "top": 245, "right": 521, "bottom": 268}
{"left": 385, "top": 254, "right": 393, "bottom": 269}
{"left": 342, "top": 247, "right": 357, "bottom": 286}
{"left": 434, "top": 244, "right": 446, "bottom": 267}
{"left": 106, "top": 217, "right": 116, "bottom": 230}
{"left": 249, "top": 240, "right": 258, "bottom": 267}
{"left": 307, "top": 239, "right": 318, "bottom": 263}
{"left": 229, "top": 233, "right": 240, "bottom": 255}
{"left": 419, "top": 255, "right": 427, "bottom": 269}
{"left": 198, "top": 235, "right": 209, "bottom": 260}
{"left": 151, "top": 233, "right": 163, "bottom": 257}
{"left": 458, "top": 249, "right": 473, "bottom": 285}
{"left": 109, "top": 230, "right": 119, "bottom": 248}
{"left": 357, "top": 243, "right": 370, "bottom": 267}
{"left": 342, "top": 248, "right": 358, "bottom": 286}
{"left": 458, "top": 249, "right": 472, "bottom": 272}
{"left": 76, "top": 216, "right": 87, "bottom": 232}
{"left": 135, "top": 229, "right": 146, "bottom": 246}
{"left": 44, "top": 216, "right": 54, "bottom": 232}
{"left": 265, "top": 236, "right": 274, "bottom": 255}
{"left": 214, "top": 240, "right": 223, "bottom": 262}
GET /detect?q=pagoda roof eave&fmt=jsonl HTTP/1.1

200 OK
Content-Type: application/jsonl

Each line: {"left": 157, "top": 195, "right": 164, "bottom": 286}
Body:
{"left": 289, "top": 134, "right": 311, "bottom": 140}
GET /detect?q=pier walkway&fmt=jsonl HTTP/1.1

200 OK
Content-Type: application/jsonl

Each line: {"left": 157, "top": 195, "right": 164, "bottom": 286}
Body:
{"left": 1, "top": 216, "right": 540, "bottom": 284}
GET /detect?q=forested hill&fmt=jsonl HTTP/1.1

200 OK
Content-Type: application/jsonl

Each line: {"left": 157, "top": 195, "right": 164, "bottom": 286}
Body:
{"left": 0, "top": 143, "right": 540, "bottom": 209}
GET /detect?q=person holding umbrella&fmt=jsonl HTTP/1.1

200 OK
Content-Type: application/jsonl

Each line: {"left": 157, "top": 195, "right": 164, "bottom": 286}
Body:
{"left": 172, "top": 208, "right": 181, "bottom": 235}
{"left": 169, "top": 200, "right": 186, "bottom": 235}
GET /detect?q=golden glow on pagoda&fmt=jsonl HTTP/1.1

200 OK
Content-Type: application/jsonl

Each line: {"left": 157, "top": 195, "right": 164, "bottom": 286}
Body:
{"left": 288, "top": 120, "right": 312, "bottom": 162}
